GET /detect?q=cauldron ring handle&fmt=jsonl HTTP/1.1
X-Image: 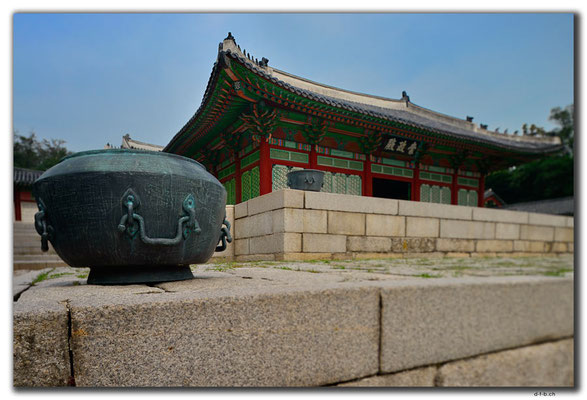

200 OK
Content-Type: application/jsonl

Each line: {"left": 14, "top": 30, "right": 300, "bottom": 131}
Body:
{"left": 117, "top": 189, "right": 201, "bottom": 246}
{"left": 215, "top": 217, "right": 233, "bottom": 252}
{"left": 34, "top": 197, "right": 54, "bottom": 252}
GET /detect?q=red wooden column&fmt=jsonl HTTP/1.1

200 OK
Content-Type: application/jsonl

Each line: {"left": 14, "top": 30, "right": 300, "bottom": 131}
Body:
{"left": 259, "top": 139, "right": 272, "bottom": 195}
{"left": 478, "top": 174, "right": 486, "bottom": 207}
{"left": 309, "top": 145, "right": 318, "bottom": 169}
{"left": 451, "top": 169, "right": 459, "bottom": 205}
{"left": 363, "top": 155, "right": 373, "bottom": 196}
{"left": 412, "top": 163, "right": 420, "bottom": 201}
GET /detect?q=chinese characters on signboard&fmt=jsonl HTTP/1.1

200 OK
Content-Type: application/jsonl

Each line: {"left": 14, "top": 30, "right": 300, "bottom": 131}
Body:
{"left": 382, "top": 136, "right": 419, "bottom": 156}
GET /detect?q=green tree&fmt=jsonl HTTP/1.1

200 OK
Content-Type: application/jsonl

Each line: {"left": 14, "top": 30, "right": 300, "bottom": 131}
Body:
{"left": 548, "top": 104, "right": 574, "bottom": 153}
{"left": 485, "top": 104, "right": 574, "bottom": 204}
{"left": 13, "top": 131, "right": 72, "bottom": 171}
{"left": 13, "top": 131, "right": 40, "bottom": 169}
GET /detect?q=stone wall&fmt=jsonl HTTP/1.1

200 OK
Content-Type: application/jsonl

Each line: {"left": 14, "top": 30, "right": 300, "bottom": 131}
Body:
{"left": 232, "top": 190, "right": 574, "bottom": 261}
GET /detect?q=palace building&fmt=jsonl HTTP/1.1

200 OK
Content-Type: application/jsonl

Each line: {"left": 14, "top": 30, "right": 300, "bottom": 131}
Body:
{"left": 164, "top": 33, "right": 562, "bottom": 207}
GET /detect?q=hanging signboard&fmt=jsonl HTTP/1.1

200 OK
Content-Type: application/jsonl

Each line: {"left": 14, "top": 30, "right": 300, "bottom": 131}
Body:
{"left": 380, "top": 134, "right": 420, "bottom": 156}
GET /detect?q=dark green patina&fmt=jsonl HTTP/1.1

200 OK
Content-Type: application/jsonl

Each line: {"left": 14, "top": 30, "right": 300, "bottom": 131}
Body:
{"left": 32, "top": 149, "right": 232, "bottom": 285}
{"left": 286, "top": 169, "right": 325, "bottom": 192}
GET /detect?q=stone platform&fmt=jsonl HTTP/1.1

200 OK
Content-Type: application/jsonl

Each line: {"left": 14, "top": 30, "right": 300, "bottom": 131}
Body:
{"left": 13, "top": 256, "right": 574, "bottom": 387}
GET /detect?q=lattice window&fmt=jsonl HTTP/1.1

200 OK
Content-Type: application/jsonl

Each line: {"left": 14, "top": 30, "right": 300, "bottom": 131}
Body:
{"left": 420, "top": 184, "right": 431, "bottom": 202}
{"left": 430, "top": 185, "right": 440, "bottom": 204}
{"left": 458, "top": 189, "right": 469, "bottom": 206}
{"left": 440, "top": 186, "right": 451, "bottom": 205}
{"left": 223, "top": 178, "right": 236, "bottom": 205}
{"left": 347, "top": 174, "right": 362, "bottom": 196}
{"left": 467, "top": 190, "right": 478, "bottom": 207}
{"left": 250, "top": 166, "right": 260, "bottom": 199}
{"left": 322, "top": 171, "right": 333, "bottom": 193}
{"left": 272, "top": 164, "right": 289, "bottom": 192}
{"left": 334, "top": 173, "right": 347, "bottom": 194}
{"left": 241, "top": 170, "right": 251, "bottom": 202}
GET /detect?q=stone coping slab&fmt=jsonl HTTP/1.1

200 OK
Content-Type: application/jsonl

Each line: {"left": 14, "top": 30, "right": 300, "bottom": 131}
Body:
{"left": 14, "top": 256, "right": 574, "bottom": 387}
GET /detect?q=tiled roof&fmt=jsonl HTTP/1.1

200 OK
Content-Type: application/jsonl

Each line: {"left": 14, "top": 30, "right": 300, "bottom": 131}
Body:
{"left": 166, "top": 34, "right": 564, "bottom": 156}
{"left": 14, "top": 167, "right": 43, "bottom": 186}
{"left": 504, "top": 196, "right": 574, "bottom": 216}
{"left": 122, "top": 134, "right": 163, "bottom": 151}
{"left": 484, "top": 189, "right": 506, "bottom": 205}
{"left": 223, "top": 48, "right": 562, "bottom": 154}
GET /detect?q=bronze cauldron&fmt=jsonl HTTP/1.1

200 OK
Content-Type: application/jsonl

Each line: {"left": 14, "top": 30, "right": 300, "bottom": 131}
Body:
{"left": 32, "top": 149, "right": 231, "bottom": 285}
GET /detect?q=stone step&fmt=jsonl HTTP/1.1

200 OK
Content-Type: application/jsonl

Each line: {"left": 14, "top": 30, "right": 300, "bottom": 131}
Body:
{"left": 12, "top": 223, "right": 36, "bottom": 232}
{"left": 13, "top": 246, "right": 57, "bottom": 255}
{"left": 13, "top": 239, "right": 45, "bottom": 247}
{"left": 13, "top": 267, "right": 573, "bottom": 387}
{"left": 13, "top": 259, "right": 69, "bottom": 270}
{"left": 13, "top": 254, "right": 64, "bottom": 262}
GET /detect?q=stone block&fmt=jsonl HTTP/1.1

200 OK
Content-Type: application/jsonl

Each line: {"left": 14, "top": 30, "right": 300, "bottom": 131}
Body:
{"left": 569, "top": 242, "right": 574, "bottom": 252}
{"left": 352, "top": 252, "right": 404, "bottom": 260}
{"left": 275, "top": 252, "right": 332, "bottom": 261}
{"left": 528, "top": 212, "right": 569, "bottom": 227}
{"left": 495, "top": 223, "right": 520, "bottom": 240}
{"left": 366, "top": 215, "right": 405, "bottom": 237}
{"left": 391, "top": 238, "right": 436, "bottom": 253}
{"left": 435, "top": 238, "right": 475, "bottom": 252}
{"left": 476, "top": 240, "right": 513, "bottom": 253}
{"left": 567, "top": 217, "right": 574, "bottom": 228}
{"left": 472, "top": 208, "right": 528, "bottom": 224}
{"left": 272, "top": 208, "right": 304, "bottom": 233}
{"left": 234, "top": 212, "right": 273, "bottom": 239}
{"left": 235, "top": 254, "right": 275, "bottom": 262}
{"left": 249, "top": 233, "right": 301, "bottom": 254}
{"left": 328, "top": 211, "right": 365, "bottom": 235}
{"left": 13, "top": 301, "right": 71, "bottom": 386}
{"left": 445, "top": 252, "right": 471, "bottom": 258}
{"left": 347, "top": 236, "right": 391, "bottom": 253}
{"left": 554, "top": 227, "right": 573, "bottom": 242}
{"left": 520, "top": 225, "right": 554, "bottom": 242}
{"left": 331, "top": 252, "right": 354, "bottom": 260}
{"left": 551, "top": 242, "right": 568, "bottom": 253}
{"left": 302, "top": 209, "right": 328, "bottom": 233}
{"left": 440, "top": 220, "right": 495, "bottom": 240}
{"left": 234, "top": 201, "right": 248, "bottom": 219}
{"left": 470, "top": 252, "right": 497, "bottom": 258}
{"left": 510, "top": 252, "right": 535, "bottom": 257}
{"left": 247, "top": 189, "right": 304, "bottom": 216}
{"left": 398, "top": 200, "right": 472, "bottom": 220}
{"left": 338, "top": 366, "right": 437, "bottom": 387}
{"left": 234, "top": 239, "right": 250, "bottom": 256}
{"left": 403, "top": 252, "right": 445, "bottom": 258}
{"left": 305, "top": 191, "right": 398, "bottom": 214}
{"left": 379, "top": 276, "right": 574, "bottom": 373}
{"left": 406, "top": 217, "right": 439, "bottom": 237}
{"left": 513, "top": 240, "right": 545, "bottom": 253}
{"left": 67, "top": 285, "right": 380, "bottom": 386}
{"left": 436, "top": 339, "right": 574, "bottom": 387}
{"left": 303, "top": 233, "right": 346, "bottom": 253}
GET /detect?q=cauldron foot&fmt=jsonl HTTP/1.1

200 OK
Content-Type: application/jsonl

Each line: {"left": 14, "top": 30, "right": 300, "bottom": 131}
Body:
{"left": 87, "top": 265, "right": 194, "bottom": 285}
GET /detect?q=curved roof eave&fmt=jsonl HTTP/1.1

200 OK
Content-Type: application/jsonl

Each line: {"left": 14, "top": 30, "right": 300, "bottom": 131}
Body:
{"left": 165, "top": 40, "right": 563, "bottom": 156}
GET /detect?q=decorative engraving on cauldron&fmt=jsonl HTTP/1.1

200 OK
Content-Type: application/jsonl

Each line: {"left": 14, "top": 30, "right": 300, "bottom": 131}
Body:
{"left": 32, "top": 149, "right": 232, "bottom": 285}
{"left": 286, "top": 169, "right": 325, "bottom": 192}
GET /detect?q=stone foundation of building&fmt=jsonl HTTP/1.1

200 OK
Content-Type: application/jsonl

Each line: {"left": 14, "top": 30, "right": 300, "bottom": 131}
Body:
{"left": 213, "top": 189, "right": 574, "bottom": 261}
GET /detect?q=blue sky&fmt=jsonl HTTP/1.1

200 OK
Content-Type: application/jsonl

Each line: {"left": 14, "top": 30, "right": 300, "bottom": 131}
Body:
{"left": 13, "top": 13, "right": 574, "bottom": 152}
